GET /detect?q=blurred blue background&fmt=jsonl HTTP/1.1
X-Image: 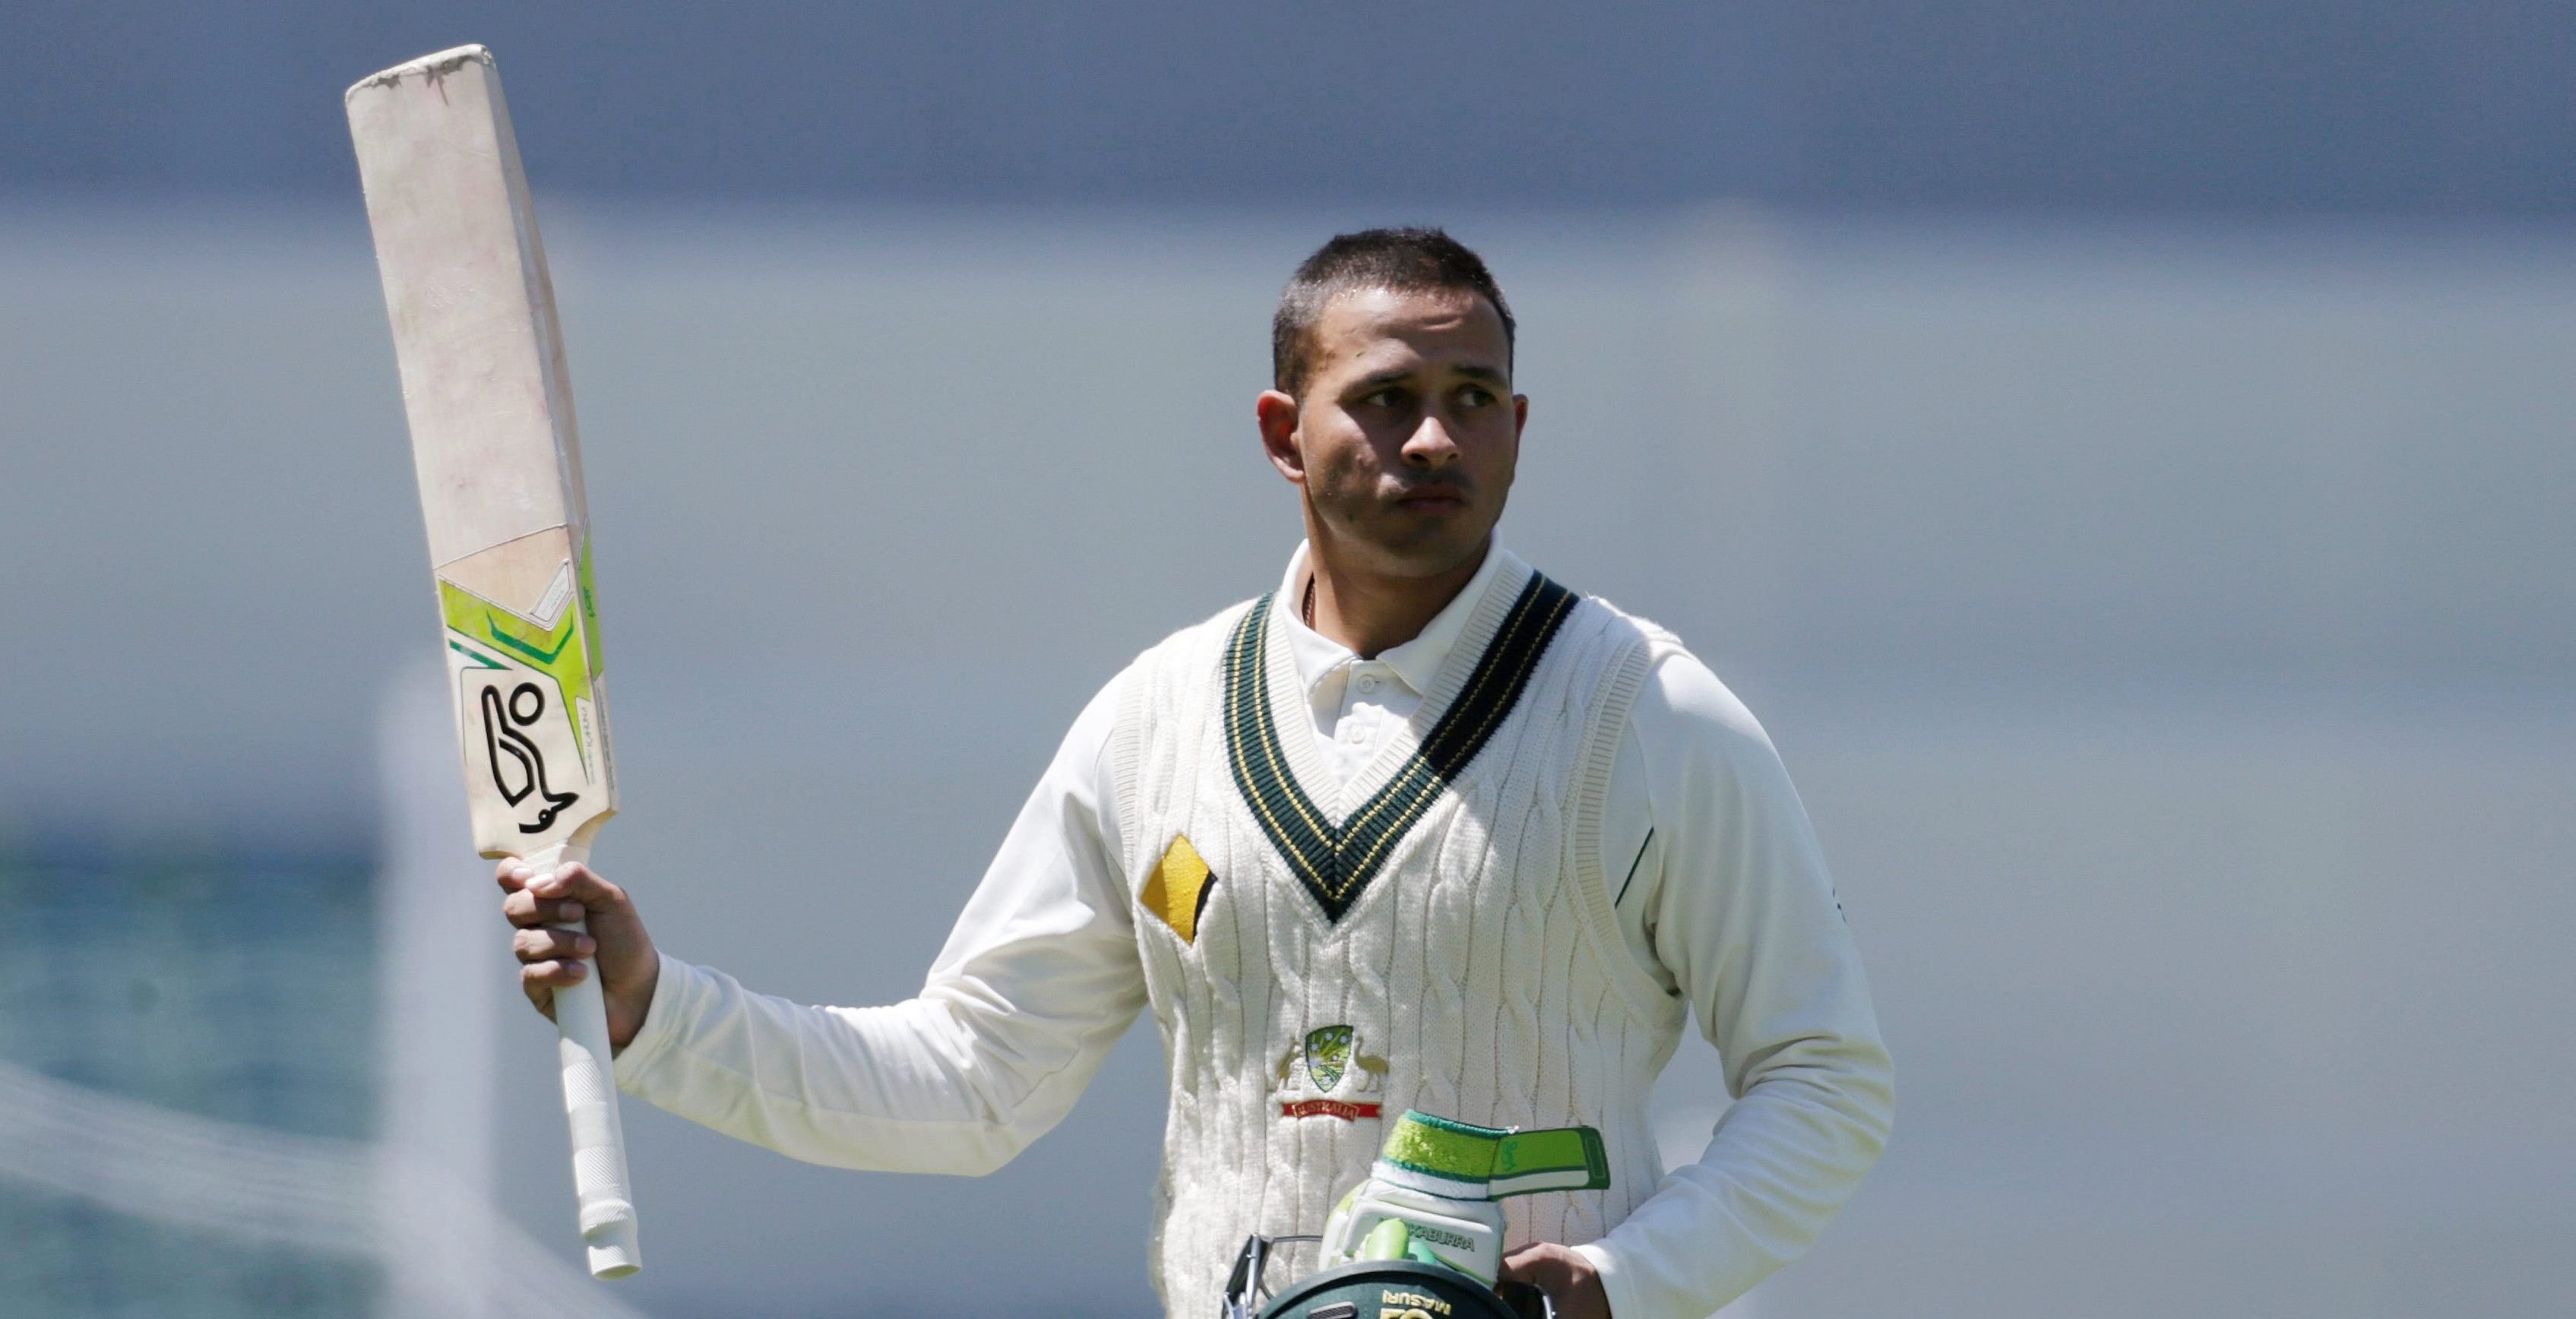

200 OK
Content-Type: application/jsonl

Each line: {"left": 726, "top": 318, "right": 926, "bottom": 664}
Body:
{"left": 2, "top": 5, "right": 2570, "bottom": 1317}
{"left": 13, "top": 2, "right": 2576, "bottom": 215}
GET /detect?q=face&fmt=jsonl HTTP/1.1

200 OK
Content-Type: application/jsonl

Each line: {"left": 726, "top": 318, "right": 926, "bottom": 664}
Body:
{"left": 1257, "top": 286, "right": 1526, "bottom": 580}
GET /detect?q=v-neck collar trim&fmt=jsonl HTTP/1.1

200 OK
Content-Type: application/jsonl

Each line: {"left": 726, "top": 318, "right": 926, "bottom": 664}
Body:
{"left": 1223, "top": 562, "right": 1578, "bottom": 922}
{"left": 1268, "top": 549, "right": 1533, "bottom": 814}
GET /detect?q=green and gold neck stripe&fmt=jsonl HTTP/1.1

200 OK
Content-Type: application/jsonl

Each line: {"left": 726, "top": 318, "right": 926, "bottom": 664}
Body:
{"left": 1222, "top": 571, "right": 1578, "bottom": 922}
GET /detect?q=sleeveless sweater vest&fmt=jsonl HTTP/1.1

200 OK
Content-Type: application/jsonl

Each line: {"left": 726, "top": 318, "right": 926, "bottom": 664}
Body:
{"left": 1110, "top": 561, "right": 1690, "bottom": 1317}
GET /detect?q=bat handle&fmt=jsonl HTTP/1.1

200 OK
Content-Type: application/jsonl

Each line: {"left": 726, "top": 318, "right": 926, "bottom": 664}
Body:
{"left": 531, "top": 843, "right": 642, "bottom": 1279}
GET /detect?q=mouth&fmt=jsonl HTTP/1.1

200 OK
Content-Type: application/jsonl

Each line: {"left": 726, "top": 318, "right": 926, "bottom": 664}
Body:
{"left": 1391, "top": 483, "right": 1469, "bottom": 514}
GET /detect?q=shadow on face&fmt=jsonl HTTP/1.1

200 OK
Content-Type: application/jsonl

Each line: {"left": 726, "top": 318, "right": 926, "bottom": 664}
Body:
{"left": 1262, "top": 286, "right": 1527, "bottom": 580}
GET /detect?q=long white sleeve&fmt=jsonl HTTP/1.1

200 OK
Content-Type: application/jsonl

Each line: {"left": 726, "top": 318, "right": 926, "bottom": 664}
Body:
{"left": 610, "top": 670, "right": 1147, "bottom": 1175}
{"left": 1577, "top": 653, "right": 1895, "bottom": 1317}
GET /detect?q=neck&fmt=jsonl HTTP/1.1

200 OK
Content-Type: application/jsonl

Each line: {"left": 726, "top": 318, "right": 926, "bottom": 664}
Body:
{"left": 1302, "top": 533, "right": 1488, "bottom": 659}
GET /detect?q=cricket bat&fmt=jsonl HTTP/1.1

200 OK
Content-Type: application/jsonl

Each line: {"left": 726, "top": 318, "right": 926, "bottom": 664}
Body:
{"left": 347, "top": 45, "right": 640, "bottom": 1279}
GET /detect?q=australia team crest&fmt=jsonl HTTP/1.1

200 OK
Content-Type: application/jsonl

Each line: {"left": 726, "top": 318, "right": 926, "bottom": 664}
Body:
{"left": 1275, "top": 1024, "right": 1385, "bottom": 1121}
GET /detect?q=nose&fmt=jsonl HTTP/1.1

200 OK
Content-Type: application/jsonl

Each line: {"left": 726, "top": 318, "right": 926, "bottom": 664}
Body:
{"left": 1400, "top": 413, "right": 1460, "bottom": 468}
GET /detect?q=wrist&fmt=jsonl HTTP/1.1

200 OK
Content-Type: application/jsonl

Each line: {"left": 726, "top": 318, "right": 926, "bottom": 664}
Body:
{"left": 607, "top": 944, "right": 660, "bottom": 1054}
{"left": 1570, "top": 1242, "right": 1623, "bottom": 1318}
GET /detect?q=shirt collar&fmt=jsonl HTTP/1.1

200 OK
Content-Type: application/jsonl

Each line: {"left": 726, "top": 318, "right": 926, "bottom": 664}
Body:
{"left": 1277, "top": 539, "right": 1519, "bottom": 697}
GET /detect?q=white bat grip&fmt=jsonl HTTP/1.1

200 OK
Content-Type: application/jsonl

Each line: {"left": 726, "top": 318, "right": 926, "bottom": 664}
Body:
{"left": 532, "top": 845, "right": 641, "bottom": 1279}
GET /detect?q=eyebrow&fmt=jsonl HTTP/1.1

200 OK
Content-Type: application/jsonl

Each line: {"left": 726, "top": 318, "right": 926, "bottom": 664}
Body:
{"left": 1351, "top": 362, "right": 1508, "bottom": 392}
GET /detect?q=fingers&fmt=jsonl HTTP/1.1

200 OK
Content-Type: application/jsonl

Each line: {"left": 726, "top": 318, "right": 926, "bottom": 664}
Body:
{"left": 513, "top": 925, "right": 597, "bottom": 966}
{"left": 1498, "top": 1243, "right": 1567, "bottom": 1289}
{"left": 521, "top": 860, "right": 629, "bottom": 912}
{"left": 519, "top": 954, "right": 590, "bottom": 988}
{"left": 516, "top": 922, "right": 591, "bottom": 1026}
{"left": 1497, "top": 1244, "right": 1608, "bottom": 1319}
{"left": 519, "top": 961, "right": 577, "bottom": 1022}
{"left": 501, "top": 885, "right": 592, "bottom": 929}
{"left": 495, "top": 860, "right": 625, "bottom": 928}
{"left": 515, "top": 925, "right": 594, "bottom": 992}
{"left": 493, "top": 856, "right": 658, "bottom": 1042}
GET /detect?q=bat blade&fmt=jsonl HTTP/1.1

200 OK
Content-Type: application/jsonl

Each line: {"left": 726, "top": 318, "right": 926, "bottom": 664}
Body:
{"left": 349, "top": 43, "right": 616, "bottom": 861}
{"left": 349, "top": 43, "right": 638, "bottom": 1280}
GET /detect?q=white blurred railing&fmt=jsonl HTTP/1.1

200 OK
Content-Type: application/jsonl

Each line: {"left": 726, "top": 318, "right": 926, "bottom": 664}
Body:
{"left": 0, "top": 1057, "right": 642, "bottom": 1319}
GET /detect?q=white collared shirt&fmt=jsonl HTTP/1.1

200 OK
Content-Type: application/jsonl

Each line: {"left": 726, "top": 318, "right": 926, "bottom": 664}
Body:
{"left": 1278, "top": 539, "right": 1491, "bottom": 786}
{"left": 618, "top": 542, "right": 1893, "bottom": 1318}
{"left": 1276, "top": 541, "right": 1687, "bottom": 974}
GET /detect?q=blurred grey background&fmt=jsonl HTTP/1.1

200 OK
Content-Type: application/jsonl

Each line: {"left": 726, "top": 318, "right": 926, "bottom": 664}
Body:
{"left": 2, "top": 5, "right": 2571, "bottom": 1317}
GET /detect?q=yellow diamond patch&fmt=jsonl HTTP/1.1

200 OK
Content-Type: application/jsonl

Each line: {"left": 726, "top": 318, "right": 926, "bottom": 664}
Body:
{"left": 1141, "top": 833, "right": 1217, "bottom": 944}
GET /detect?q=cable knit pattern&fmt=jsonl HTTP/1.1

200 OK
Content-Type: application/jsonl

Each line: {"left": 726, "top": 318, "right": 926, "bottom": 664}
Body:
{"left": 1112, "top": 558, "right": 1688, "bottom": 1317}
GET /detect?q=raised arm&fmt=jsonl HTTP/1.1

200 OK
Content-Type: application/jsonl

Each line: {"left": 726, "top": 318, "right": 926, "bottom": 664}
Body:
{"left": 511, "top": 669, "right": 1148, "bottom": 1178}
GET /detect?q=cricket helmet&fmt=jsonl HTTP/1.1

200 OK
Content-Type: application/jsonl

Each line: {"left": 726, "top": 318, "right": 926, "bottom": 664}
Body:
{"left": 1252, "top": 1258, "right": 1524, "bottom": 1319}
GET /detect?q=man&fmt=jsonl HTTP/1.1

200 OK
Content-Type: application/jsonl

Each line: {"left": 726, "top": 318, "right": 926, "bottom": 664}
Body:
{"left": 501, "top": 229, "right": 1892, "bottom": 1317}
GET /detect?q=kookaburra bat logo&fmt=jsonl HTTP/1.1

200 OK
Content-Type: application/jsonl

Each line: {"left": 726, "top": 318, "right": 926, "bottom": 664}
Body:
{"left": 481, "top": 682, "right": 580, "bottom": 833}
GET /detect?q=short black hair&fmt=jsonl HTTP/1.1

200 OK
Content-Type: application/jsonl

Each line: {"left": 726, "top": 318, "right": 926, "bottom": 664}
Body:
{"left": 1271, "top": 227, "right": 1515, "bottom": 398}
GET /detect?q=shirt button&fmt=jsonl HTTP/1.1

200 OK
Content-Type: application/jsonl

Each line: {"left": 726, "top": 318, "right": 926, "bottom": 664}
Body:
{"left": 1356, "top": 675, "right": 1379, "bottom": 694}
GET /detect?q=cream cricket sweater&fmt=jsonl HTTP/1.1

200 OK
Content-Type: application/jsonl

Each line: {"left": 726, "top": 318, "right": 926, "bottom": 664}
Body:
{"left": 1115, "top": 552, "right": 1688, "bottom": 1317}
{"left": 615, "top": 546, "right": 1894, "bottom": 1318}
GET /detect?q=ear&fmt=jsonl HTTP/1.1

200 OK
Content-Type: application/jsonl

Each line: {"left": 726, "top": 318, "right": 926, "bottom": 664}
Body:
{"left": 1513, "top": 392, "right": 1529, "bottom": 440}
{"left": 1256, "top": 389, "right": 1306, "bottom": 485}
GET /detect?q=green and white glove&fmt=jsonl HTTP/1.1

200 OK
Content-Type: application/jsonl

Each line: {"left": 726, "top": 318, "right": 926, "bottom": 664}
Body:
{"left": 1321, "top": 1110, "right": 1611, "bottom": 1284}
